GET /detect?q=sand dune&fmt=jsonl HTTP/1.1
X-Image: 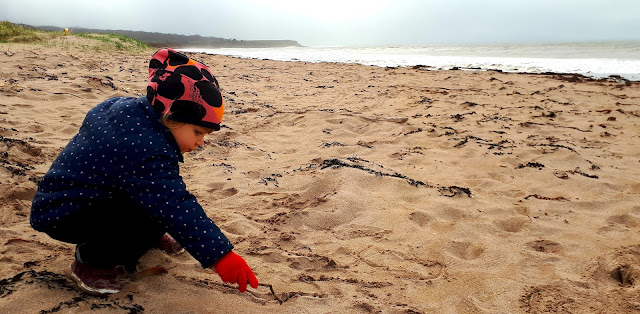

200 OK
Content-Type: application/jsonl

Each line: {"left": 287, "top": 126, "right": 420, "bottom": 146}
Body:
{"left": 1, "top": 44, "right": 640, "bottom": 313}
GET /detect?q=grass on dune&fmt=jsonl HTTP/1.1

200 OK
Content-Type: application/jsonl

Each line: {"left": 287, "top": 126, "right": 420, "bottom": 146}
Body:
{"left": 74, "top": 33, "right": 150, "bottom": 50}
{"left": 0, "top": 21, "right": 152, "bottom": 52}
{"left": 0, "top": 21, "right": 41, "bottom": 43}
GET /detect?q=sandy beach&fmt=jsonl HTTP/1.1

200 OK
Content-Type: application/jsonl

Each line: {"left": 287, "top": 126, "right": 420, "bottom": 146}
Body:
{"left": 1, "top": 44, "right": 640, "bottom": 313}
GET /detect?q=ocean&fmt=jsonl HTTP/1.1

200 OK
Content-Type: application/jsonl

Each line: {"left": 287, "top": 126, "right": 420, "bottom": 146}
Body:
{"left": 182, "top": 41, "right": 640, "bottom": 81}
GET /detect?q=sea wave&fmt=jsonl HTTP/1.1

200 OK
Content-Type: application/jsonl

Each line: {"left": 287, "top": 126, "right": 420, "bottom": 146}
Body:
{"left": 182, "top": 43, "right": 640, "bottom": 81}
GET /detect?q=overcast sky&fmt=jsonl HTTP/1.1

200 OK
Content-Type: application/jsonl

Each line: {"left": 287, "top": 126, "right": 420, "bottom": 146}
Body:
{"left": 2, "top": 0, "right": 639, "bottom": 46}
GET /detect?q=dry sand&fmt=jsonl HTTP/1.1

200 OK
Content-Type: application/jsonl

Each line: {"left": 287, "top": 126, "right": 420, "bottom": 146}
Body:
{"left": 1, "top": 44, "right": 640, "bottom": 313}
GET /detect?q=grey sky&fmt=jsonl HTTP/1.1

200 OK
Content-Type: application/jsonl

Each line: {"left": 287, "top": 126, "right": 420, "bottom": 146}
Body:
{"left": 2, "top": 0, "right": 639, "bottom": 46}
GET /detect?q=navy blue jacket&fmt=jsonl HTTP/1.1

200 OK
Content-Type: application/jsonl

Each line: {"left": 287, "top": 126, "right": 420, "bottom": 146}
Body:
{"left": 30, "top": 96, "right": 233, "bottom": 267}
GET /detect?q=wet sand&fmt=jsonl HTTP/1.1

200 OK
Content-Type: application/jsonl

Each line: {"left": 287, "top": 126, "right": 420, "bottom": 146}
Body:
{"left": 1, "top": 44, "right": 640, "bottom": 313}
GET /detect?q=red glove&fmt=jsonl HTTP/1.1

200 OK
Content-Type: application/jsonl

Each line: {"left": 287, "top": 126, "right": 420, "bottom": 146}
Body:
{"left": 213, "top": 251, "right": 258, "bottom": 292}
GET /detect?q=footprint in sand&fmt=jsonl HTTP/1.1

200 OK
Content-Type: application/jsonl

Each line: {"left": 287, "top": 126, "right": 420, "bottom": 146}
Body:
{"left": 606, "top": 214, "right": 640, "bottom": 229}
{"left": 22, "top": 124, "right": 44, "bottom": 134}
{"left": 610, "top": 265, "right": 638, "bottom": 287}
{"left": 4, "top": 137, "right": 43, "bottom": 158}
{"left": 445, "top": 241, "right": 485, "bottom": 260}
{"left": 408, "top": 211, "right": 432, "bottom": 227}
{"left": 527, "top": 239, "right": 562, "bottom": 253}
{"left": 494, "top": 216, "right": 531, "bottom": 233}
{"left": 439, "top": 206, "right": 466, "bottom": 220}
{"left": 6, "top": 184, "right": 37, "bottom": 201}
{"left": 207, "top": 183, "right": 239, "bottom": 200}
{"left": 591, "top": 245, "right": 640, "bottom": 287}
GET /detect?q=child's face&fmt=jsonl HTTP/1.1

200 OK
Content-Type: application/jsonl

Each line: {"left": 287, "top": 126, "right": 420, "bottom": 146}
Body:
{"left": 169, "top": 123, "right": 214, "bottom": 153}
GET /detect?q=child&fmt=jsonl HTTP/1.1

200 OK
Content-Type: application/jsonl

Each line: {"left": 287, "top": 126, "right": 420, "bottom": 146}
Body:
{"left": 30, "top": 48, "right": 258, "bottom": 295}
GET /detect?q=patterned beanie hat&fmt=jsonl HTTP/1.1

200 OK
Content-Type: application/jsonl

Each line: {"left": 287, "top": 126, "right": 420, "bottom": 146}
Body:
{"left": 146, "top": 48, "right": 224, "bottom": 131}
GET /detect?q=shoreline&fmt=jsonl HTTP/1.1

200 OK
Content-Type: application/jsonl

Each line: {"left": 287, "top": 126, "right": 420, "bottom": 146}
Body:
{"left": 181, "top": 42, "right": 640, "bottom": 82}
{"left": 203, "top": 56, "right": 640, "bottom": 83}
{"left": 202, "top": 53, "right": 640, "bottom": 83}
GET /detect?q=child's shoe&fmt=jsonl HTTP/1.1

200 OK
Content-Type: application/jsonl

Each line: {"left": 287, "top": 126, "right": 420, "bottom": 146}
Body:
{"left": 69, "top": 260, "right": 122, "bottom": 295}
{"left": 156, "top": 233, "right": 185, "bottom": 255}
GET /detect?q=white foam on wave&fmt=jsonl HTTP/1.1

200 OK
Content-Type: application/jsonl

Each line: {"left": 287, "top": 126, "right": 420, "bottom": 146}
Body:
{"left": 183, "top": 44, "right": 640, "bottom": 81}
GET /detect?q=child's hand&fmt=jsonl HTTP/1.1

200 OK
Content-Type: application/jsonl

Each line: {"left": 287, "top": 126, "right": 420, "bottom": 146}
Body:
{"left": 212, "top": 251, "right": 258, "bottom": 292}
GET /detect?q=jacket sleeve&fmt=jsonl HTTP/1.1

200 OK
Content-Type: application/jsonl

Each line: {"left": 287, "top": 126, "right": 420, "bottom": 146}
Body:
{"left": 118, "top": 152, "right": 233, "bottom": 268}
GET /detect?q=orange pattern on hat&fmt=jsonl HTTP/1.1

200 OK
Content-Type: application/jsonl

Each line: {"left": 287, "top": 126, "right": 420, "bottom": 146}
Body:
{"left": 146, "top": 48, "right": 224, "bottom": 130}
